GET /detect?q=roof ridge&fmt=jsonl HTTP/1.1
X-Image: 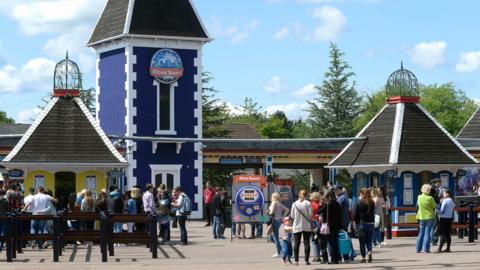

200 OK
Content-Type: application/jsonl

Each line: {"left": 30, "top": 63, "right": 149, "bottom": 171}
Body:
{"left": 457, "top": 107, "right": 480, "bottom": 139}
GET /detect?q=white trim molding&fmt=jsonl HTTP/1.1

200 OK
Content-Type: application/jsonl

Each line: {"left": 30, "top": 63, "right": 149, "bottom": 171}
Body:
{"left": 417, "top": 104, "right": 479, "bottom": 164}
{"left": 74, "top": 97, "right": 127, "bottom": 163}
{"left": 125, "top": 45, "right": 138, "bottom": 188}
{"left": 389, "top": 103, "right": 405, "bottom": 164}
{"left": 327, "top": 163, "right": 480, "bottom": 176}
{"left": 3, "top": 97, "right": 59, "bottom": 162}
{"left": 123, "top": 0, "right": 136, "bottom": 34}
{"left": 192, "top": 47, "right": 203, "bottom": 220}
{"left": 154, "top": 80, "right": 177, "bottom": 135}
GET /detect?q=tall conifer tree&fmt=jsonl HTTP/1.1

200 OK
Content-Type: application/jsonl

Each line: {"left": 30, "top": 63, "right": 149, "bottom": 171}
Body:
{"left": 307, "top": 43, "right": 361, "bottom": 137}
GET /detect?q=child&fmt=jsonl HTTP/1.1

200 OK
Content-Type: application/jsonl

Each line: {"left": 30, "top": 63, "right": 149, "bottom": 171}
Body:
{"left": 280, "top": 216, "right": 293, "bottom": 264}
{"left": 158, "top": 191, "right": 171, "bottom": 244}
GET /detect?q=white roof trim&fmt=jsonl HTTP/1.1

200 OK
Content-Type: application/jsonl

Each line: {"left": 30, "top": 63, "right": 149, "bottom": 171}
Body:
{"left": 389, "top": 103, "right": 405, "bottom": 164}
{"left": 123, "top": 0, "right": 135, "bottom": 34}
{"left": 457, "top": 107, "right": 480, "bottom": 139}
{"left": 417, "top": 104, "right": 479, "bottom": 164}
{"left": 189, "top": 0, "right": 212, "bottom": 40}
{"left": 88, "top": 33, "right": 212, "bottom": 47}
{"left": 0, "top": 162, "right": 127, "bottom": 168}
{"left": 327, "top": 163, "right": 480, "bottom": 175}
{"left": 3, "top": 97, "right": 59, "bottom": 162}
{"left": 74, "top": 97, "right": 127, "bottom": 163}
{"left": 328, "top": 103, "right": 389, "bottom": 166}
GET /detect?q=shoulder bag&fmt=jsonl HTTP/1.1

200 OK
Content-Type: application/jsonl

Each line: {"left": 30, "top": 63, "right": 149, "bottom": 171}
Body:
{"left": 320, "top": 203, "right": 330, "bottom": 235}
{"left": 293, "top": 202, "right": 316, "bottom": 231}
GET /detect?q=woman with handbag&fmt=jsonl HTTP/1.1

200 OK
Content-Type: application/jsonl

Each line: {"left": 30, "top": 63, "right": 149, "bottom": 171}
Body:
{"left": 268, "top": 193, "right": 289, "bottom": 258}
{"left": 372, "top": 188, "right": 384, "bottom": 247}
{"left": 290, "top": 189, "right": 313, "bottom": 265}
{"left": 318, "top": 189, "right": 341, "bottom": 264}
{"left": 353, "top": 188, "right": 375, "bottom": 263}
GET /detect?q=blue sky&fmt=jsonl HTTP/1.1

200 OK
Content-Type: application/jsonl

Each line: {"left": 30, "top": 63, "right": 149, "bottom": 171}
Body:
{"left": 0, "top": 0, "right": 479, "bottom": 123}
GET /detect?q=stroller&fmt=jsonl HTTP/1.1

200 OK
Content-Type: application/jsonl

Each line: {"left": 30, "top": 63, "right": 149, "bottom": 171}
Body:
{"left": 338, "top": 230, "right": 356, "bottom": 262}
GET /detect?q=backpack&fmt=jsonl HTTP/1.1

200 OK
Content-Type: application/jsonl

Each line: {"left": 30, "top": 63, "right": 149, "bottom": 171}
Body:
{"left": 179, "top": 194, "right": 192, "bottom": 216}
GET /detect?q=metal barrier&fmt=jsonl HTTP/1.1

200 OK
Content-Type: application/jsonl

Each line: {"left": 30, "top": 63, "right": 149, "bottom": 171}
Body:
{"left": 386, "top": 205, "right": 480, "bottom": 242}
{"left": 0, "top": 212, "right": 158, "bottom": 263}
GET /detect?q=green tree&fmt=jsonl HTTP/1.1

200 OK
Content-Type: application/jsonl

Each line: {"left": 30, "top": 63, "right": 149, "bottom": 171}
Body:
{"left": 307, "top": 43, "right": 362, "bottom": 138}
{"left": 259, "top": 111, "right": 293, "bottom": 138}
{"left": 354, "top": 90, "right": 387, "bottom": 131}
{"left": 291, "top": 119, "right": 310, "bottom": 138}
{"left": 0, "top": 111, "right": 14, "bottom": 124}
{"left": 202, "top": 72, "right": 230, "bottom": 138}
{"left": 420, "top": 83, "right": 478, "bottom": 136}
{"left": 80, "top": 87, "right": 96, "bottom": 117}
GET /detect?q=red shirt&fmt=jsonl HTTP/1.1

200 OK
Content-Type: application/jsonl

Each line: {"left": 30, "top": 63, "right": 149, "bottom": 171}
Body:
{"left": 203, "top": 187, "right": 215, "bottom": 204}
{"left": 311, "top": 201, "right": 320, "bottom": 221}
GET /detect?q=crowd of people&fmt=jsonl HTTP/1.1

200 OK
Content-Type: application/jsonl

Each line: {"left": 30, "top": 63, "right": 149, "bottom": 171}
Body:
{"left": 0, "top": 181, "right": 193, "bottom": 251}
{"left": 260, "top": 184, "right": 391, "bottom": 266}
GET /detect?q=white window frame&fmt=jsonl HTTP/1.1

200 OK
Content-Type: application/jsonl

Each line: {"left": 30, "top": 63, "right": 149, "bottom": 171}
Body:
{"left": 34, "top": 175, "right": 45, "bottom": 189}
{"left": 150, "top": 164, "right": 182, "bottom": 190}
{"left": 85, "top": 175, "right": 97, "bottom": 190}
{"left": 154, "top": 80, "right": 177, "bottom": 135}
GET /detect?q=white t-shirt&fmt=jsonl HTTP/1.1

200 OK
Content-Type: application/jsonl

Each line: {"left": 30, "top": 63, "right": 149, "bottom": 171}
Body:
{"left": 31, "top": 193, "right": 53, "bottom": 215}
{"left": 23, "top": 194, "right": 34, "bottom": 213}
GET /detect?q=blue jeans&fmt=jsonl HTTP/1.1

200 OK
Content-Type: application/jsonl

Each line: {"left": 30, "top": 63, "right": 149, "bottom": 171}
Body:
{"left": 213, "top": 215, "right": 223, "bottom": 238}
{"left": 177, "top": 215, "right": 188, "bottom": 244}
{"left": 231, "top": 222, "right": 236, "bottom": 236}
{"left": 113, "top": 222, "right": 122, "bottom": 233}
{"left": 256, "top": 223, "right": 263, "bottom": 237}
{"left": 268, "top": 219, "right": 281, "bottom": 255}
{"left": 373, "top": 226, "right": 381, "bottom": 245}
{"left": 311, "top": 235, "right": 320, "bottom": 257}
{"left": 430, "top": 218, "right": 438, "bottom": 244}
{"left": 281, "top": 239, "right": 292, "bottom": 260}
{"left": 160, "top": 223, "right": 170, "bottom": 243}
{"left": 32, "top": 220, "right": 46, "bottom": 247}
{"left": 358, "top": 223, "right": 374, "bottom": 258}
{"left": 416, "top": 219, "right": 434, "bottom": 252}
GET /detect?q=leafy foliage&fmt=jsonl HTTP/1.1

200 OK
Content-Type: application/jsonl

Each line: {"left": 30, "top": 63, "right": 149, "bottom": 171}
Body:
{"left": 202, "top": 72, "right": 230, "bottom": 138}
{"left": 307, "top": 43, "right": 362, "bottom": 138}
{"left": 0, "top": 111, "right": 14, "bottom": 124}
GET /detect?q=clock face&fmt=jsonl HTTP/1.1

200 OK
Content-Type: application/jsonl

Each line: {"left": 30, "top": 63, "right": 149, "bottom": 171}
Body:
{"left": 150, "top": 49, "right": 184, "bottom": 84}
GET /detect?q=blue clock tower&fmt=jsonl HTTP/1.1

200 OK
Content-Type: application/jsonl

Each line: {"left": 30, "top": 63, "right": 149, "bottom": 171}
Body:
{"left": 88, "top": 0, "right": 211, "bottom": 218}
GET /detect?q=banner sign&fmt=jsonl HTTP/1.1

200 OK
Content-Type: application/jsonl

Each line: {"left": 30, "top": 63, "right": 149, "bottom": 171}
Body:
{"left": 232, "top": 175, "right": 266, "bottom": 223}
{"left": 150, "top": 49, "right": 184, "bottom": 84}
{"left": 8, "top": 169, "right": 24, "bottom": 180}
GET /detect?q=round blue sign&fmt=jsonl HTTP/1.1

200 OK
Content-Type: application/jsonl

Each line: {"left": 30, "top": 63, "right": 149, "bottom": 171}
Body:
{"left": 150, "top": 49, "right": 184, "bottom": 84}
{"left": 235, "top": 185, "right": 265, "bottom": 217}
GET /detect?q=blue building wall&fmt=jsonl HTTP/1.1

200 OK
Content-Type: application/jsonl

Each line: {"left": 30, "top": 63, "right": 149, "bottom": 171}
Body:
{"left": 132, "top": 47, "right": 200, "bottom": 211}
{"left": 98, "top": 48, "right": 127, "bottom": 135}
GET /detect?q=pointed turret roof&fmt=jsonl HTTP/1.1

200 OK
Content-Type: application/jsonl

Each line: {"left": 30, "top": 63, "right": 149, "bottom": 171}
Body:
{"left": 2, "top": 97, "right": 127, "bottom": 166}
{"left": 87, "top": 0, "right": 210, "bottom": 46}
{"left": 328, "top": 101, "right": 478, "bottom": 174}
{"left": 458, "top": 108, "right": 480, "bottom": 140}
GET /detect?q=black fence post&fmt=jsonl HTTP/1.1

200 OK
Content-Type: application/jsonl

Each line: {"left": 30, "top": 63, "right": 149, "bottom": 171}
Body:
{"left": 13, "top": 213, "right": 19, "bottom": 257}
{"left": 458, "top": 203, "right": 466, "bottom": 239}
{"left": 386, "top": 209, "right": 392, "bottom": 240}
{"left": 468, "top": 204, "right": 475, "bottom": 243}
{"left": 6, "top": 215, "right": 13, "bottom": 262}
{"left": 108, "top": 213, "right": 114, "bottom": 257}
{"left": 151, "top": 215, "right": 158, "bottom": 259}
{"left": 53, "top": 215, "right": 60, "bottom": 262}
{"left": 100, "top": 212, "right": 108, "bottom": 263}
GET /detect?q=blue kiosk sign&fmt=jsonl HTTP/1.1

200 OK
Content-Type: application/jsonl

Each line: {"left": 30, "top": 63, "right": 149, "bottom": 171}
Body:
{"left": 235, "top": 185, "right": 265, "bottom": 217}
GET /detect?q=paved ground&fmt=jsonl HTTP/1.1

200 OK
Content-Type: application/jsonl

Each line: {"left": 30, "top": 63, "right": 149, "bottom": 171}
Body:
{"left": 2, "top": 221, "right": 480, "bottom": 269}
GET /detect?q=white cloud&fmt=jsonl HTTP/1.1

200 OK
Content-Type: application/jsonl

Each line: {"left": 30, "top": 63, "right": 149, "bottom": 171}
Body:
{"left": 311, "top": 6, "right": 347, "bottom": 42}
{"left": 410, "top": 41, "right": 447, "bottom": 69}
{"left": 264, "top": 76, "right": 287, "bottom": 94}
{"left": 16, "top": 107, "right": 42, "bottom": 124}
{"left": 274, "top": 27, "right": 290, "bottom": 40}
{"left": 4, "top": 0, "right": 106, "bottom": 36}
{"left": 475, "top": 98, "right": 480, "bottom": 105}
{"left": 292, "top": 83, "right": 317, "bottom": 97}
{"left": 207, "top": 18, "right": 259, "bottom": 44}
{"left": 455, "top": 51, "right": 480, "bottom": 73}
{"left": 265, "top": 102, "right": 309, "bottom": 119}
{"left": 0, "top": 58, "right": 56, "bottom": 93}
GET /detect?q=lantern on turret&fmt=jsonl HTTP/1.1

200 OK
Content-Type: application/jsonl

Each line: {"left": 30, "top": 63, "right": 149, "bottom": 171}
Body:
{"left": 53, "top": 52, "right": 81, "bottom": 97}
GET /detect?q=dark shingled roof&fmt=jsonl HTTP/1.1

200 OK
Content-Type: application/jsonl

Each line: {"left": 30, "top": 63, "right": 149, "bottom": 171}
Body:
{"left": 0, "top": 124, "right": 29, "bottom": 147}
{"left": 8, "top": 98, "right": 124, "bottom": 164}
{"left": 88, "top": 0, "right": 130, "bottom": 45}
{"left": 457, "top": 108, "right": 480, "bottom": 139}
{"left": 223, "top": 124, "right": 261, "bottom": 139}
{"left": 330, "top": 102, "right": 476, "bottom": 167}
{"left": 398, "top": 103, "right": 473, "bottom": 164}
{"left": 88, "top": 0, "right": 208, "bottom": 45}
{"left": 330, "top": 104, "right": 396, "bottom": 166}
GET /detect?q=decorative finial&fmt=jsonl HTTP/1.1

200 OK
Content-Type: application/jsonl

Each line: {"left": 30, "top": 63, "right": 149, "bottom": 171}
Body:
{"left": 400, "top": 60, "right": 403, "bottom": 70}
